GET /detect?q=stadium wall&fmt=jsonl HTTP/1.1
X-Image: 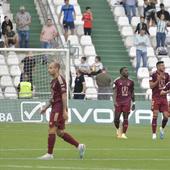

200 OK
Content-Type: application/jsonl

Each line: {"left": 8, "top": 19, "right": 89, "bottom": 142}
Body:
{"left": 0, "top": 99, "right": 166, "bottom": 125}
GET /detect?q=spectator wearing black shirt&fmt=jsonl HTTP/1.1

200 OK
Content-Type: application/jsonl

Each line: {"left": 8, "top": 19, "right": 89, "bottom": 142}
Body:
{"left": 2, "top": 16, "right": 13, "bottom": 35}
{"left": 73, "top": 68, "right": 86, "bottom": 99}
{"left": 20, "top": 52, "right": 36, "bottom": 83}
{"left": 135, "top": 16, "right": 150, "bottom": 35}
{"left": 157, "top": 3, "right": 170, "bottom": 22}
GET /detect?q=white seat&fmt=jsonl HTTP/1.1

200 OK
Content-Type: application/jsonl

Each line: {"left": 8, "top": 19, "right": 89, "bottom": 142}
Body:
{"left": 0, "top": 76, "right": 13, "bottom": 87}
{"left": 148, "top": 57, "right": 158, "bottom": 69}
{"left": 74, "top": 15, "right": 84, "bottom": 25}
{"left": 118, "top": 16, "right": 129, "bottom": 28}
{"left": 121, "top": 26, "right": 133, "bottom": 37}
{"left": 113, "top": 6, "right": 125, "bottom": 20}
{"left": 80, "top": 35, "right": 92, "bottom": 46}
{"left": 157, "top": 55, "right": 169, "bottom": 59}
{"left": 10, "top": 65, "right": 21, "bottom": 76}
{"left": 84, "top": 45, "right": 96, "bottom": 56}
{"left": 147, "top": 47, "right": 155, "bottom": 57}
{"left": 129, "top": 46, "right": 136, "bottom": 58}
{"left": 145, "top": 88, "right": 152, "bottom": 100}
{"left": 69, "top": 0, "right": 78, "bottom": 5}
{"left": 53, "top": 0, "right": 64, "bottom": 6}
{"left": 140, "top": 78, "right": 150, "bottom": 89}
{"left": 151, "top": 67, "right": 157, "bottom": 73}
{"left": 85, "top": 88, "right": 97, "bottom": 100}
{"left": 0, "top": 65, "right": 9, "bottom": 76}
{"left": 56, "top": 5, "right": 62, "bottom": 16}
{"left": 71, "top": 46, "right": 83, "bottom": 57}
{"left": 131, "top": 57, "right": 142, "bottom": 68}
{"left": 0, "top": 54, "right": 5, "bottom": 64}
{"left": 71, "top": 66, "right": 76, "bottom": 76}
{"left": 138, "top": 0, "right": 144, "bottom": 6}
{"left": 0, "top": 88, "right": 4, "bottom": 99}
{"left": 13, "top": 76, "right": 20, "bottom": 87}
{"left": 74, "top": 59, "right": 81, "bottom": 66}
{"left": 74, "top": 5, "right": 82, "bottom": 16}
{"left": 4, "top": 87, "right": 17, "bottom": 99}
{"left": 131, "top": 17, "right": 140, "bottom": 28}
{"left": 137, "top": 67, "right": 149, "bottom": 79}
{"left": 125, "top": 36, "right": 134, "bottom": 48}
{"left": 68, "top": 35, "right": 79, "bottom": 46}
{"left": 84, "top": 77, "right": 94, "bottom": 88}
{"left": 149, "top": 27, "right": 157, "bottom": 37}
{"left": 71, "top": 75, "right": 76, "bottom": 88}
{"left": 88, "top": 56, "right": 95, "bottom": 66}
{"left": 163, "top": 0, "right": 170, "bottom": 8}
{"left": 7, "top": 55, "right": 19, "bottom": 65}
{"left": 161, "top": 58, "right": 170, "bottom": 67}
{"left": 76, "top": 25, "right": 84, "bottom": 36}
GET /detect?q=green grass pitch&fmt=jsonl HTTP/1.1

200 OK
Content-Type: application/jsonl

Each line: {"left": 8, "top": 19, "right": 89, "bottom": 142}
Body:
{"left": 0, "top": 123, "right": 170, "bottom": 170}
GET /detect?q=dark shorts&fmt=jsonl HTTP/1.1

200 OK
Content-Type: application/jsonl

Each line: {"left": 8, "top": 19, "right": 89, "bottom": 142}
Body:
{"left": 63, "top": 21, "right": 75, "bottom": 30}
{"left": 115, "top": 102, "right": 131, "bottom": 113}
{"left": 151, "top": 97, "right": 168, "bottom": 113}
{"left": 84, "top": 28, "right": 92, "bottom": 35}
{"left": 49, "top": 103, "right": 65, "bottom": 130}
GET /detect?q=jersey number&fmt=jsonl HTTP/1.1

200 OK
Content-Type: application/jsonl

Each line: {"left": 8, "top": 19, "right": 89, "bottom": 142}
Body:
{"left": 121, "top": 86, "right": 128, "bottom": 96}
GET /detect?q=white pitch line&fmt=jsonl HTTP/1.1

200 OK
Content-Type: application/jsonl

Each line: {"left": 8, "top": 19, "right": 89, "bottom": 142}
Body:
{"left": 0, "top": 158, "right": 170, "bottom": 161}
{"left": 0, "top": 148, "right": 170, "bottom": 151}
{"left": 0, "top": 165, "right": 146, "bottom": 170}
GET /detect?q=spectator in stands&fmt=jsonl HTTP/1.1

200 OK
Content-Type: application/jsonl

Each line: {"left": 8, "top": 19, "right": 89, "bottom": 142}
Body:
{"left": 17, "top": 73, "right": 33, "bottom": 99}
{"left": 59, "top": 0, "right": 76, "bottom": 41}
{"left": 125, "top": 0, "right": 137, "bottom": 24}
{"left": 1, "top": 16, "right": 13, "bottom": 35}
{"left": 96, "top": 68, "right": 112, "bottom": 100}
{"left": 0, "top": 34, "right": 5, "bottom": 48}
{"left": 40, "top": 18, "right": 58, "bottom": 48}
{"left": 20, "top": 51, "right": 36, "bottom": 84}
{"left": 135, "top": 16, "right": 150, "bottom": 35}
{"left": 145, "top": 0, "right": 157, "bottom": 26}
{"left": 82, "top": 7, "right": 93, "bottom": 36}
{"left": 157, "top": 3, "right": 170, "bottom": 24}
{"left": 78, "top": 56, "right": 90, "bottom": 75}
{"left": 134, "top": 28, "right": 150, "bottom": 72}
{"left": 155, "top": 13, "right": 168, "bottom": 49}
{"left": 4, "top": 25, "right": 18, "bottom": 48}
{"left": 16, "top": 6, "right": 31, "bottom": 48}
{"left": 73, "top": 68, "right": 86, "bottom": 99}
{"left": 90, "top": 56, "right": 104, "bottom": 76}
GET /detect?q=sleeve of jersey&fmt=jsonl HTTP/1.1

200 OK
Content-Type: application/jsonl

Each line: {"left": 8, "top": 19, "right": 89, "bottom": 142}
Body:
{"left": 149, "top": 73, "right": 155, "bottom": 82}
{"left": 58, "top": 76, "right": 67, "bottom": 94}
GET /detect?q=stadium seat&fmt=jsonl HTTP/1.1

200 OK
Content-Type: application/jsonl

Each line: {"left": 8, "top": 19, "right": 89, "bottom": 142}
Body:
{"left": 138, "top": 0, "right": 144, "bottom": 6}
{"left": 0, "top": 65, "right": 9, "bottom": 76}
{"left": 74, "top": 5, "right": 82, "bottom": 16}
{"left": 117, "top": 16, "right": 129, "bottom": 28}
{"left": 145, "top": 88, "right": 152, "bottom": 100}
{"left": 74, "top": 58, "right": 81, "bottom": 66}
{"left": 10, "top": 65, "right": 21, "bottom": 76}
{"left": 13, "top": 76, "right": 20, "bottom": 87}
{"left": 69, "top": 0, "right": 78, "bottom": 5}
{"left": 149, "top": 27, "right": 157, "bottom": 37}
{"left": 7, "top": 55, "right": 19, "bottom": 65}
{"left": 0, "top": 88, "right": 4, "bottom": 99}
{"left": 84, "top": 45, "right": 96, "bottom": 57}
{"left": 4, "top": 87, "right": 17, "bottom": 99}
{"left": 125, "top": 36, "right": 134, "bottom": 48}
{"left": 88, "top": 56, "right": 95, "bottom": 66}
{"left": 151, "top": 67, "right": 157, "bottom": 73}
{"left": 71, "top": 75, "right": 76, "bottom": 88}
{"left": 0, "top": 54, "right": 6, "bottom": 64}
{"left": 131, "top": 16, "right": 140, "bottom": 28}
{"left": 161, "top": 58, "right": 170, "bottom": 67}
{"left": 84, "top": 76, "right": 94, "bottom": 88}
{"left": 121, "top": 26, "right": 133, "bottom": 37}
{"left": 163, "top": 0, "right": 170, "bottom": 7}
{"left": 0, "top": 76, "right": 13, "bottom": 87}
{"left": 71, "top": 66, "right": 76, "bottom": 76}
{"left": 71, "top": 45, "right": 83, "bottom": 58}
{"left": 56, "top": 5, "right": 62, "bottom": 16}
{"left": 85, "top": 88, "right": 97, "bottom": 100}
{"left": 157, "top": 55, "right": 169, "bottom": 59}
{"left": 76, "top": 25, "right": 84, "bottom": 36}
{"left": 74, "top": 15, "right": 84, "bottom": 25}
{"left": 80, "top": 35, "right": 92, "bottom": 46}
{"left": 137, "top": 67, "right": 149, "bottom": 79}
{"left": 147, "top": 47, "right": 155, "bottom": 57}
{"left": 129, "top": 46, "right": 136, "bottom": 58}
{"left": 67, "top": 35, "right": 79, "bottom": 46}
{"left": 140, "top": 78, "right": 150, "bottom": 89}
{"left": 148, "top": 57, "right": 158, "bottom": 69}
{"left": 113, "top": 6, "right": 125, "bottom": 20}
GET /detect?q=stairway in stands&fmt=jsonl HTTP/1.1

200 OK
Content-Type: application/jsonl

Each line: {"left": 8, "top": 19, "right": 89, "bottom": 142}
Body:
{"left": 79, "top": 0, "right": 143, "bottom": 93}
{"left": 9, "top": 0, "right": 41, "bottom": 48}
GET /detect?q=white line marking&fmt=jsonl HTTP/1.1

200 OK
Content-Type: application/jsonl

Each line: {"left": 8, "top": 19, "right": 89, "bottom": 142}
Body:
{"left": 0, "top": 158, "right": 170, "bottom": 161}
{"left": 0, "top": 165, "right": 145, "bottom": 170}
{"left": 0, "top": 148, "right": 170, "bottom": 151}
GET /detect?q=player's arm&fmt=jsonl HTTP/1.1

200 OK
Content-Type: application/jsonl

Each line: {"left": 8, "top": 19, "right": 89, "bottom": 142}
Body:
{"left": 40, "top": 98, "right": 52, "bottom": 114}
{"left": 113, "top": 83, "right": 117, "bottom": 106}
{"left": 160, "top": 90, "right": 170, "bottom": 95}
{"left": 149, "top": 74, "right": 161, "bottom": 89}
{"left": 62, "top": 92, "right": 68, "bottom": 121}
{"left": 131, "top": 82, "right": 135, "bottom": 111}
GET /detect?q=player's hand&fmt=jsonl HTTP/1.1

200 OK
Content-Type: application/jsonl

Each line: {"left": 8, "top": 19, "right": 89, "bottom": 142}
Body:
{"left": 40, "top": 107, "right": 47, "bottom": 114}
{"left": 63, "top": 110, "right": 68, "bottom": 121}
{"left": 131, "top": 103, "right": 135, "bottom": 111}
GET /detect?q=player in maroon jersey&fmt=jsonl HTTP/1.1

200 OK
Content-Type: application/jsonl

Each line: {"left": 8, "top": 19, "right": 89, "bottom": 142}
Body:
{"left": 38, "top": 61, "right": 85, "bottom": 160}
{"left": 161, "top": 82, "right": 170, "bottom": 117}
{"left": 149, "top": 61, "right": 170, "bottom": 140}
{"left": 113, "top": 67, "right": 135, "bottom": 139}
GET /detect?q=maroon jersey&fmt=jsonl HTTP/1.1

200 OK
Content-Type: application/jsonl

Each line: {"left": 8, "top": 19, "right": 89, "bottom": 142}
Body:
{"left": 149, "top": 71, "right": 169, "bottom": 99}
{"left": 163, "top": 82, "right": 170, "bottom": 92}
{"left": 114, "top": 77, "right": 134, "bottom": 104}
{"left": 50, "top": 75, "right": 66, "bottom": 105}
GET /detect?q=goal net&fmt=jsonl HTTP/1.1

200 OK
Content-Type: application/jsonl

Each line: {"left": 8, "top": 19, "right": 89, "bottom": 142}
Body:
{"left": 0, "top": 48, "right": 69, "bottom": 122}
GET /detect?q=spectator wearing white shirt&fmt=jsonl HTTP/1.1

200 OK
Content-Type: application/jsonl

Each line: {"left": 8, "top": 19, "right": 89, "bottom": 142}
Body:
{"left": 78, "top": 57, "right": 90, "bottom": 75}
{"left": 134, "top": 28, "right": 150, "bottom": 72}
{"left": 91, "top": 56, "right": 103, "bottom": 76}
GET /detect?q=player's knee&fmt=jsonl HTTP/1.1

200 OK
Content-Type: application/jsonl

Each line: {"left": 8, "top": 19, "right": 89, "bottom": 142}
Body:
{"left": 57, "top": 129, "right": 64, "bottom": 137}
{"left": 48, "top": 127, "right": 56, "bottom": 134}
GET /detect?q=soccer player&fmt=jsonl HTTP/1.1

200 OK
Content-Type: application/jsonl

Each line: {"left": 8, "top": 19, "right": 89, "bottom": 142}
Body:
{"left": 149, "top": 61, "right": 170, "bottom": 140}
{"left": 113, "top": 67, "right": 135, "bottom": 139}
{"left": 39, "top": 61, "right": 85, "bottom": 160}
